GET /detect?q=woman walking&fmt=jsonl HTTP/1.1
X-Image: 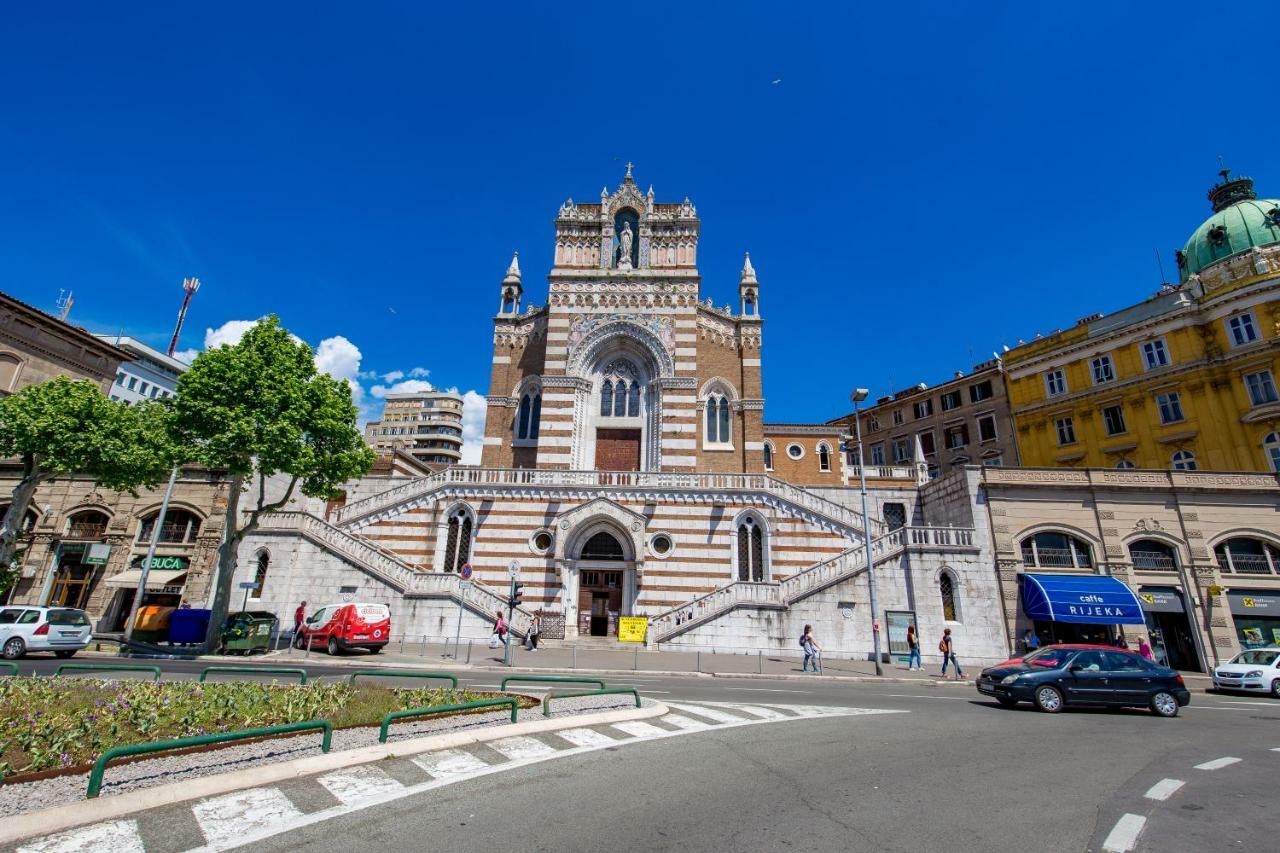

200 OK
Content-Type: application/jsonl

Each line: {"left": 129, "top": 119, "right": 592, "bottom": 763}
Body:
{"left": 906, "top": 624, "right": 922, "bottom": 671}
{"left": 939, "top": 628, "right": 963, "bottom": 680}
{"left": 490, "top": 609, "right": 507, "bottom": 649}
{"left": 800, "top": 624, "right": 822, "bottom": 674}
{"left": 526, "top": 614, "right": 541, "bottom": 651}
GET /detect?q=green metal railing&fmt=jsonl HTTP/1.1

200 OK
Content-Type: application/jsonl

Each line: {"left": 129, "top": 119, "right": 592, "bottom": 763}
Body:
{"left": 348, "top": 669, "right": 458, "bottom": 688}
{"left": 198, "top": 666, "right": 308, "bottom": 685}
{"left": 380, "top": 697, "right": 518, "bottom": 743}
{"left": 87, "top": 719, "right": 333, "bottom": 798}
{"left": 542, "top": 687, "right": 641, "bottom": 717}
{"left": 55, "top": 663, "right": 162, "bottom": 681}
{"left": 500, "top": 674, "right": 606, "bottom": 691}
{"left": 0, "top": 662, "right": 17, "bottom": 677}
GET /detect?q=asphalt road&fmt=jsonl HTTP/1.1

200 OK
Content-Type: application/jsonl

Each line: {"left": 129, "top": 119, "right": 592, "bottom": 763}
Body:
{"left": 9, "top": 655, "right": 1277, "bottom": 851}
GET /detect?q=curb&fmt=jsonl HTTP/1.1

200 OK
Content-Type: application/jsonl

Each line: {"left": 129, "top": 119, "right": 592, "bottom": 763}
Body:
{"left": 0, "top": 700, "right": 668, "bottom": 847}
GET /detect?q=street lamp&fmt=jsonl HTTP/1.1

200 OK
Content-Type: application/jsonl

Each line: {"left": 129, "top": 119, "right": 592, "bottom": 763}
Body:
{"left": 850, "top": 389, "right": 882, "bottom": 676}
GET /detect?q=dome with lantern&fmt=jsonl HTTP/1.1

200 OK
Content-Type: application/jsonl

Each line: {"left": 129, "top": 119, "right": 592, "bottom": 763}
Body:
{"left": 1179, "top": 170, "right": 1280, "bottom": 281}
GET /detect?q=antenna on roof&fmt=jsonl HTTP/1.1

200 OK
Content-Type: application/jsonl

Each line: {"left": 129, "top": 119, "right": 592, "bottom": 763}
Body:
{"left": 55, "top": 290, "right": 74, "bottom": 321}
{"left": 167, "top": 277, "right": 201, "bottom": 357}
{"left": 1155, "top": 246, "right": 1169, "bottom": 285}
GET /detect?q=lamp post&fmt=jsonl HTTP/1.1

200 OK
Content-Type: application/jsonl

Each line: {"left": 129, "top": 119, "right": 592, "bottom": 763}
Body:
{"left": 851, "top": 389, "right": 882, "bottom": 676}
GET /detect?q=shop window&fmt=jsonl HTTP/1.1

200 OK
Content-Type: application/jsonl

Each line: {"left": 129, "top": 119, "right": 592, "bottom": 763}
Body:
{"left": 736, "top": 515, "right": 767, "bottom": 582}
{"left": 1021, "top": 531, "right": 1093, "bottom": 568}
{"left": 137, "top": 510, "right": 201, "bottom": 544}
{"left": 1129, "top": 539, "right": 1176, "bottom": 571}
{"left": 443, "top": 508, "right": 473, "bottom": 572}
{"left": 65, "top": 510, "right": 109, "bottom": 539}
{"left": 939, "top": 571, "right": 958, "bottom": 621}
{"left": 1215, "top": 538, "right": 1279, "bottom": 575}
{"left": 251, "top": 550, "right": 269, "bottom": 598}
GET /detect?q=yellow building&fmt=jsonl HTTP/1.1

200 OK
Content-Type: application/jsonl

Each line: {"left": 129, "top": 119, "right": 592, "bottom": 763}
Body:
{"left": 1005, "top": 171, "right": 1280, "bottom": 472}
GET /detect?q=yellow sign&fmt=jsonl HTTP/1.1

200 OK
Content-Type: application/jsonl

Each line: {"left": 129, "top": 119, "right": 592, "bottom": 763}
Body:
{"left": 1243, "top": 597, "right": 1256, "bottom": 608}
{"left": 618, "top": 616, "right": 648, "bottom": 643}
{"left": 1139, "top": 593, "right": 1154, "bottom": 604}
{"left": 1207, "top": 585, "right": 1223, "bottom": 597}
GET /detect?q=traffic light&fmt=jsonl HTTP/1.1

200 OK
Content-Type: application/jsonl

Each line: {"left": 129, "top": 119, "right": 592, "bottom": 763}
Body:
{"left": 508, "top": 580, "right": 525, "bottom": 610}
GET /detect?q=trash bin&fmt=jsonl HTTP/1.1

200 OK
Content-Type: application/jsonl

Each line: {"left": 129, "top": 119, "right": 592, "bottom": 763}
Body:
{"left": 221, "top": 611, "right": 278, "bottom": 655}
{"left": 168, "top": 608, "right": 212, "bottom": 645}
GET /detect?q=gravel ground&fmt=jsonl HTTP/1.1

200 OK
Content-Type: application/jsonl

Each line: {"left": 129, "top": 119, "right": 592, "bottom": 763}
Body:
{"left": 0, "top": 693, "right": 646, "bottom": 817}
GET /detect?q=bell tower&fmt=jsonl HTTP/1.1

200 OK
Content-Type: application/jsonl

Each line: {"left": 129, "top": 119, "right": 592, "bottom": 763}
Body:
{"left": 498, "top": 252, "right": 522, "bottom": 315}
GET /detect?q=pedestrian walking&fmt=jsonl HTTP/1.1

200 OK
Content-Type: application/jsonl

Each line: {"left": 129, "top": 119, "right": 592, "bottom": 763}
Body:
{"left": 294, "top": 601, "right": 307, "bottom": 635}
{"left": 906, "top": 624, "right": 922, "bottom": 671}
{"left": 939, "top": 628, "right": 963, "bottom": 679}
{"left": 1022, "top": 628, "right": 1040, "bottom": 654}
{"left": 526, "top": 614, "right": 541, "bottom": 651}
{"left": 489, "top": 609, "right": 507, "bottom": 649}
{"left": 1138, "top": 636, "right": 1155, "bottom": 661}
{"left": 800, "top": 624, "right": 822, "bottom": 673}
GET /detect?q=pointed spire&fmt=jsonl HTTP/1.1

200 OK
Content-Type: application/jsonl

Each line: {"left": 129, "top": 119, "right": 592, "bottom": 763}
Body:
{"left": 503, "top": 251, "right": 521, "bottom": 284}
{"left": 739, "top": 251, "right": 758, "bottom": 284}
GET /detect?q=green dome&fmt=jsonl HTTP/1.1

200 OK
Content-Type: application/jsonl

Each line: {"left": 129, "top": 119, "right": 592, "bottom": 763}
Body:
{"left": 1179, "top": 174, "right": 1280, "bottom": 281}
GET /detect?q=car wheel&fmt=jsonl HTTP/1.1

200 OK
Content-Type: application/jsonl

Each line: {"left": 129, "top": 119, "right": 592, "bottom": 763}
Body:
{"left": 54, "top": 650, "right": 77, "bottom": 659}
{"left": 1150, "top": 691, "right": 1180, "bottom": 718}
{"left": 368, "top": 645, "right": 381, "bottom": 655}
{"left": 1033, "top": 685, "right": 1064, "bottom": 713}
{"left": 1, "top": 637, "right": 25, "bottom": 660}
{"left": 1271, "top": 678, "right": 1280, "bottom": 699}
{"left": 996, "top": 696, "right": 1018, "bottom": 708}
{"left": 327, "top": 637, "right": 340, "bottom": 656}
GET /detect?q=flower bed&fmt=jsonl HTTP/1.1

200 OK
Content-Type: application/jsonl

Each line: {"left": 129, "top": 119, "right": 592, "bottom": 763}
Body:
{"left": 0, "top": 678, "right": 524, "bottom": 779}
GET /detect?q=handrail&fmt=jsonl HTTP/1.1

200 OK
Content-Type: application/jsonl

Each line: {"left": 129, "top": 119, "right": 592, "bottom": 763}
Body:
{"left": 87, "top": 720, "right": 332, "bottom": 797}
{"left": 348, "top": 669, "right": 457, "bottom": 688}
{"left": 0, "top": 662, "right": 17, "bottom": 677}
{"left": 541, "top": 687, "right": 640, "bottom": 717}
{"left": 500, "top": 674, "right": 606, "bottom": 691}
{"left": 379, "top": 698, "right": 519, "bottom": 743}
{"left": 55, "top": 663, "right": 162, "bottom": 682}
{"left": 198, "top": 666, "right": 308, "bottom": 685}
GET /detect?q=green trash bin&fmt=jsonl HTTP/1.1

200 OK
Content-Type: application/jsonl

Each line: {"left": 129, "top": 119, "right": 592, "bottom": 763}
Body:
{"left": 220, "top": 611, "right": 278, "bottom": 655}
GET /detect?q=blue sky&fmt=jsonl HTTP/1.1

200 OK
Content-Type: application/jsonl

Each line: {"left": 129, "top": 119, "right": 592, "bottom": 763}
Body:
{"left": 3, "top": 3, "right": 1278, "bottom": 459}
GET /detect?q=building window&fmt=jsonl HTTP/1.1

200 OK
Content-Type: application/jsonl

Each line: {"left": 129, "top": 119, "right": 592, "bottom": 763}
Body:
{"left": 786, "top": 443, "right": 804, "bottom": 460}
{"left": 517, "top": 392, "right": 543, "bottom": 440}
{"left": 66, "top": 510, "right": 109, "bottom": 539}
{"left": 116, "top": 372, "right": 126, "bottom": 385}
{"left": 1044, "top": 369, "right": 1067, "bottom": 397}
{"left": 977, "top": 414, "right": 997, "bottom": 442}
{"left": 943, "top": 424, "right": 969, "bottom": 450}
{"left": 649, "top": 533, "right": 673, "bottom": 557}
{"left": 1091, "top": 355, "right": 1115, "bottom": 384}
{"left": 127, "top": 377, "right": 137, "bottom": 390}
{"left": 1021, "top": 531, "right": 1093, "bottom": 568}
{"left": 1141, "top": 339, "right": 1170, "bottom": 370}
{"left": 1115, "top": 459, "right": 1136, "bottom": 469}
{"left": 940, "top": 390, "right": 962, "bottom": 411}
{"left": 1129, "top": 539, "right": 1176, "bottom": 571}
{"left": 870, "top": 443, "right": 885, "bottom": 466}
{"left": 1244, "top": 370, "right": 1279, "bottom": 407}
{"left": 913, "top": 399, "right": 933, "bottom": 419}
{"left": 1264, "top": 432, "right": 1280, "bottom": 473}
{"left": 251, "top": 551, "right": 269, "bottom": 598}
{"left": 443, "top": 509, "right": 472, "bottom": 573}
{"left": 883, "top": 502, "right": 906, "bottom": 530}
{"left": 817, "top": 443, "right": 832, "bottom": 472}
{"left": 736, "top": 516, "right": 767, "bottom": 582}
{"left": 1227, "top": 312, "right": 1259, "bottom": 347}
{"left": 939, "top": 571, "right": 958, "bottom": 621}
{"left": 137, "top": 510, "right": 201, "bottom": 544}
{"left": 763, "top": 442, "right": 774, "bottom": 471}
{"left": 1156, "top": 392, "right": 1184, "bottom": 424}
{"left": 866, "top": 415, "right": 879, "bottom": 432}
{"left": 705, "top": 395, "right": 731, "bottom": 445}
{"left": 892, "top": 409, "right": 904, "bottom": 426}
{"left": 917, "top": 430, "right": 935, "bottom": 456}
{"left": 891, "top": 438, "right": 910, "bottom": 463}
{"left": 969, "top": 380, "right": 993, "bottom": 403}
{"left": 982, "top": 454, "right": 1003, "bottom": 467}
{"left": 1055, "top": 416, "right": 1076, "bottom": 446}
{"left": 1171, "top": 449, "right": 1197, "bottom": 471}
{"left": 530, "top": 529, "right": 554, "bottom": 555}
{"left": 1215, "top": 537, "right": 1279, "bottom": 574}
{"left": 1101, "top": 404, "right": 1126, "bottom": 436}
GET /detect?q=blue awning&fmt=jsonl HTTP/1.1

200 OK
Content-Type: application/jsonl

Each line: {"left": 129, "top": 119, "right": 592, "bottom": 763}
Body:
{"left": 1021, "top": 573, "right": 1145, "bottom": 625}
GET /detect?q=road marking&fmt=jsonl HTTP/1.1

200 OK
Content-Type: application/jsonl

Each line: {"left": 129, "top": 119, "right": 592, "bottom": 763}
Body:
{"left": 192, "top": 788, "right": 302, "bottom": 847}
{"left": 663, "top": 703, "right": 747, "bottom": 723}
{"left": 318, "top": 766, "right": 404, "bottom": 805}
{"left": 1101, "top": 813, "right": 1146, "bottom": 852}
{"left": 16, "top": 819, "right": 145, "bottom": 853}
{"left": 611, "top": 720, "right": 670, "bottom": 738}
{"left": 1143, "top": 778, "right": 1185, "bottom": 801}
{"left": 884, "top": 693, "right": 968, "bottom": 700}
{"left": 724, "top": 704, "right": 788, "bottom": 720}
{"left": 1195, "top": 756, "right": 1242, "bottom": 770}
{"left": 487, "top": 735, "right": 559, "bottom": 761}
{"left": 660, "top": 713, "right": 710, "bottom": 730}
{"left": 723, "top": 687, "right": 812, "bottom": 693}
{"left": 1211, "top": 700, "right": 1276, "bottom": 707}
{"left": 412, "top": 749, "right": 491, "bottom": 778}
{"left": 554, "top": 727, "right": 619, "bottom": 748}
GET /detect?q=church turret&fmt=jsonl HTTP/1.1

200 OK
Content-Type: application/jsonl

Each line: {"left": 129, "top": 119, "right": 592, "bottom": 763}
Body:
{"left": 739, "top": 252, "right": 760, "bottom": 316}
{"left": 499, "top": 252, "right": 522, "bottom": 314}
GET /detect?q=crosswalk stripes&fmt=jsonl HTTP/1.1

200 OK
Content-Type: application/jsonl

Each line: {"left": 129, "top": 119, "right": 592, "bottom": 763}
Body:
{"left": 660, "top": 713, "right": 711, "bottom": 730}
{"left": 191, "top": 788, "right": 303, "bottom": 848}
{"left": 610, "top": 720, "right": 671, "bottom": 738}
{"left": 317, "top": 766, "right": 405, "bottom": 805}
{"left": 555, "top": 727, "right": 620, "bottom": 747}
{"left": 15, "top": 819, "right": 145, "bottom": 853}
{"left": 487, "top": 735, "right": 560, "bottom": 761}
{"left": 663, "top": 702, "right": 749, "bottom": 723}
{"left": 411, "top": 749, "right": 490, "bottom": 778}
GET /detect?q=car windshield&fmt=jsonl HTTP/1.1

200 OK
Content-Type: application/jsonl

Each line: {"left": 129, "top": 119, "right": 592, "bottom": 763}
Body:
{"left": 48, "top": 609, "right": 90, "bottom": 626}
{"left": 1231, "top": 650, "right": 1280, "bottom": 666}
{"left": 1021, "top": 647, "right": 1073, "bottom": 668}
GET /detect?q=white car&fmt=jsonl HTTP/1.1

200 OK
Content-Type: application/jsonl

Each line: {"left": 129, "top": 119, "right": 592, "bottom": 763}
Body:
{"left": 0, "top": 606, "right": 94, "bottom": 659}
{"left": 1212, "top": 647, "right": 1280, "bottom": 697}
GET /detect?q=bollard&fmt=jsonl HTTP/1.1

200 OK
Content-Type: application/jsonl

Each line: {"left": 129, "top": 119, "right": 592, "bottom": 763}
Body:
{"left": 420, "top": 634, "right": 427, "bottom": 656}
{"left": 572, "top": 644, "right": 577, "bottom": 669}
{"left": 466, "top": 639, "right": 473, "bottom": 664}
{"left": 305, "top": 634, "right": 313, "bottom": 659}
{"left": 758, "top": 650, "right": 763, "bottom": 674}
{"left": 696, "top": 650, "right": 701, "bottom": 672}
{"left": 634, "top": 644, "right": 639, "bottom": 671}
{"left": 399, "top": 634, "right": 406, "bottom": 654}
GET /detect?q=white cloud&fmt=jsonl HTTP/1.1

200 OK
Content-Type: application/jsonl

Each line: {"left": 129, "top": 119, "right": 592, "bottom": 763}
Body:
{"left": 370, "top": 378, "right": 435, "bottom": 398}
{"left": 172, "top": 348, "right": 199, "bottom": 365}
{"left": 314, "top": 336, "right": 362, "bottom": 383}
{"left": 203, "top": 319, "right": 260, "bottom": 350}
{"left": 381, "top": 370, "right": 404, "bottom": 383}
{"left": 409, "top": 367, "right": 430, "bottom": 378}
{"left": 460, "top": 389, "right": 487, "bottom": 464}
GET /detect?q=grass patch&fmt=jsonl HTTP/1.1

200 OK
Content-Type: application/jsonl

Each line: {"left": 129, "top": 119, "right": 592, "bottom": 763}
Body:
{"left": 0, "top": 678, "right": 525, "bottom": 777}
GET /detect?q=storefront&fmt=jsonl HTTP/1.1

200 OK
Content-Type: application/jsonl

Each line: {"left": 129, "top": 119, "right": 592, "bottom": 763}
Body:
{"left": 1020, "top": 573, "right": 1146, "bottom": 646}
{"left": 100, "top": 555, "right": 190, "bottom": 632}
{"left": 1138, "top": 586, "right": 1201, "bottom": 672}
{"left": 42, "top": 543, "right": 111, "bottom": 610}
{"left": 1227, "top": 590, "right": 1280, "bottom": 649}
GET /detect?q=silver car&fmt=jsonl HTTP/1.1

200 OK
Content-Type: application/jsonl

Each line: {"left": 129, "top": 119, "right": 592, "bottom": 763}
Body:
{"left": 0, "top": 606, "right": 94, "bottom": 659}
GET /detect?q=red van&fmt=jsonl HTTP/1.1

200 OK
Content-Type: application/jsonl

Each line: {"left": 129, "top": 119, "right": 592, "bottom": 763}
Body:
{"left": 293, "top": 602, "right": 391, "bottom": 655}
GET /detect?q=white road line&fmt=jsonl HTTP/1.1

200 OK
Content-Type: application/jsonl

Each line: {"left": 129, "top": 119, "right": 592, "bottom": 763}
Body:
{"left": 1143, "top": 778, "right": 1185, "bottom": 801}
{"left": 663, "top": 703, "right": 747, "bottom": 723}
{"left": 611, "top": 720, "right": 670, "bottom": 738}
{"left": 660, "top": 713, "right": 710, "bottom": 730}
{"left": 318, "top": 766, "right": 404, "bottom": 805}
{"left": 192, "top": 788, "right": 302, "bottom": 848}
{"left": 1271, "top": 747, "right": 1280, "bottom": 753}
{"left": 1102, "top": 813, "right": 1146, "bottom": 852}
{"left": 1195, "top": 756, "right": 1242, "bottom": 771}
{"left": 487, "top": 735, "right": 559, "bottom": 761}
{"left": 555, "top": 727, "right": 619, "bottom": 748}
{"left": 723, "top": 704, "right": 788, "bottom": 720}
{"left": 723, "top": 687, "right": 812, "bottom": 693}
{"left": 17, "top": 819, "right": 146, "bottom": 853}
{"left": 412, "top": 749, "right": 491, "bottom": 778}
{"left": 884, "top": 693, "right": 968, "bottom": 701}
{"left": 1212, "top": 700, "right": 1276, "bottom": 707}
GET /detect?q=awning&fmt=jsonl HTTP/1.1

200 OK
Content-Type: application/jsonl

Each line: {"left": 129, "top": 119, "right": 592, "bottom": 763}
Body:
{"left": 1021, "top": 573, "right": 1145, "bottom": 625}
{"left": 104, "top": 570, "right": 187, "bottom": 592}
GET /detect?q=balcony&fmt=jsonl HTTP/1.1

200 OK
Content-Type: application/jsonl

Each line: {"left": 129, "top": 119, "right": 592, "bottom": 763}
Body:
{"left": 1022, "top": 547, "right": 1092, "bottom": 569}
{"left": 1130, "top": 550, "right": 1176, "bottom": 571}
{"left": 1217, "top": 555, "right": 1275, "bottom": 575}
{"left": 65, "top": 522, "right": 107, "bottom": 540}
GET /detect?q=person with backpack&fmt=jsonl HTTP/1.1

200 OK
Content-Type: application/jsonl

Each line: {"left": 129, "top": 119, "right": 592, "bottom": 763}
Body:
{"left": 906, "top": 624, "right": 922, "bottom": 671}
{"left": 800, "top": 624, "right": 822, "bottom": 673}
{"left": 939, "top": 628, "right": 963, "bottom": 679}
{"left": 525, "top": 614, "right": 541, "bottom": 651}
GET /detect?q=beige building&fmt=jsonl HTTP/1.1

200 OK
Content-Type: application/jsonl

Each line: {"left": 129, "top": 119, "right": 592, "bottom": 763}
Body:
{"left": 0, "top": 291, "right": 128, "bottom": 395}
{"left": 364, "top": 391, "right": 465, "bottom": 468}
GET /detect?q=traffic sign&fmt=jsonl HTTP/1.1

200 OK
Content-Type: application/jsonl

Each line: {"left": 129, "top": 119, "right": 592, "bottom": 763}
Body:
{"left": 460, "top": 562, "right": 473, "bottom": 580}
{"left": 459, "top": 580, "right": 473, "bottom": 590}
{"left": 509, "top": 560, "right": 521, "bottom": 578}
{"left": 238, "top": 581, "right": 257, "bottom": 589}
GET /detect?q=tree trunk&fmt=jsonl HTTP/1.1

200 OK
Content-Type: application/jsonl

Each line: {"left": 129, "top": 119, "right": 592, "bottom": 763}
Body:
{"left": 0, "top": 453, "right": 44, "bottom": 579}
{"left": 202, "top": 474, "right": 245, "bottom": 652}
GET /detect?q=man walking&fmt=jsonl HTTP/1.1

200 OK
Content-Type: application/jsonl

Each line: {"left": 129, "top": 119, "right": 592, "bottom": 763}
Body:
{"left": 294, "top": 601, "right": 307, "bottom": 636}
{"left": 939, "top": 628, "right": 963, "bottom": 680}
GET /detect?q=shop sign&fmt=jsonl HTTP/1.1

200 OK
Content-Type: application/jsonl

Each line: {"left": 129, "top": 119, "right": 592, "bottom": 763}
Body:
{"left": 133, "top": 555, "right": 190, "bottom": 571}
{"left": 1138, "top": 588, "right": 1185, "bottom": 614}
{"left": 84, "top": 544, "right": 112, "bottom": 565}
{"left": 1227, "top": 591, "right": 1280, "bottom": 616}
{"left": 1206, "top": 585, "right": 1223, "bottom": 597}
{"left": 618, "top": 616, "right": 648, "bottom": 643}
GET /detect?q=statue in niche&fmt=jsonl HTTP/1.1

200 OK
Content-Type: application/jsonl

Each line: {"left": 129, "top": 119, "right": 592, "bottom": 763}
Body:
{"left": 616, "top": 221, "right": 634, "bottom": 271}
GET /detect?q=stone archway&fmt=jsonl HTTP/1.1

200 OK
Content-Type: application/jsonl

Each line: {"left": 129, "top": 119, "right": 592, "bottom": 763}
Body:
{"left": 553, "top": 499, "right": 647, "bottom": 638}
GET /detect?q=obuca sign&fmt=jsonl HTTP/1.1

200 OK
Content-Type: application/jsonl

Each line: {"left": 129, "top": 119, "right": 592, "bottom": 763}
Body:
{"left": 133, "top": 555, "right": 190, "bottom": 571}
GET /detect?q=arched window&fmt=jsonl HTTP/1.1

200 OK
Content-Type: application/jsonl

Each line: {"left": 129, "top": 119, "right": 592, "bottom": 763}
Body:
{"left": 939, "top": 571, "right": 958, "bottom": 621}
{"left": 613, "top": 380, "right": 627, "bottom": 417}
{"left": 763, "top": 442, "right": 774, "bottom": 471}
{"left": 0, "top": 505, "right": 38, "bottom": 534}
{"left": 736, "top": 515, "right": 767, "bottom": 582}
{"left": 443, "top": 508, "right": 473, "bottom": 573}
{"left": 516, "top": 392, "right": 541, "bottom": 440}
{"left": 581, "top": 531, "right": 625, "bottom": 561}
{"left": 251, "top": 550, "right": 269, "bottom": 598}
{"left": 1129, "top": 539, "right": 1177, "bottom": 571}
{"left": 817, "top": 443, "right": 832, "bottom": 472}
{"left": 1115, "top": 459, "right": 1136, "bottom": 469}
{"left": 138, "top": 509, "right": 201, "bottom": 544}
{"left": 1171, "top": 449, "right": 1197, "bottom": 471}
{"left": 705, "top": 394, "right": 731, "bottom": 444}
{"left": 1264, "top": 432, "right": 1280, "bottom": 473}
{"left": 600, "top": 381, "right": 613, "bottom": 417}
{"left": 530, "top": 394, "right": 541, "bottom": 439}
{"left": 1215, "top": 537, "right": 1279, "bottom": 575}
{"left": 66, "top": 510, "right": 109, "bottom": 539}
{"left": 627, "top": 381, "right": 640, "bottom": 417}
{"left": 1020, "top": 531, "right": 1093, "bottom": 568}
{"left": 0, "top": 353, "right": 23, "bottom": 393}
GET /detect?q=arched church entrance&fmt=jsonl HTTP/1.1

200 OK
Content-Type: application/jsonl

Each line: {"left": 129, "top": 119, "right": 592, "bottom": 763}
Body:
{"left": 576, "top": 530, "right": 629, "bottom": 637}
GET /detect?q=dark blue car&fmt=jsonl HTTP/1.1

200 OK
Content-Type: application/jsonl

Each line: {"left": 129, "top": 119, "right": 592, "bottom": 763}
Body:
{"left": 977, "top": 644, "right": 1191, "bottom": 717}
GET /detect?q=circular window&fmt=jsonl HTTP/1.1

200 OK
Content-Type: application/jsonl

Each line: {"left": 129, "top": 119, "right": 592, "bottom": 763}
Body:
{"left": 787, "top": 443, "right": 804, "bottom": 459}
{"left": 648, "top": 533, "right": 673, "bottom": 558}
{"left": 529, "top": 529, "right": 554, "bottom": 555}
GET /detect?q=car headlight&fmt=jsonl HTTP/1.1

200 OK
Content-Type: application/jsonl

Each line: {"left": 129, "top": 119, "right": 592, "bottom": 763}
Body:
{"left": 1001, "top": 674, "right": 1022, "bottom": 685}
{"left": 1245, "top": 670, "right": 1263, "bottom": 678}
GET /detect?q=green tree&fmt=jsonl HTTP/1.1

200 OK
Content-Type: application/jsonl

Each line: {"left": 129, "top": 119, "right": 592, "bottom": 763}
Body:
{"left": 0, "top": 377, "right": 177, "bottom": 576}
{"left": 171, "top": 316, "right": 375, "bottom": 649}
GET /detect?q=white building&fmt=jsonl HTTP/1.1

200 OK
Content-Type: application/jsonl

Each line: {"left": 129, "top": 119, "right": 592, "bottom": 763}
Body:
{"left": 97, "top": 335, "right": 186, "bottom": 403}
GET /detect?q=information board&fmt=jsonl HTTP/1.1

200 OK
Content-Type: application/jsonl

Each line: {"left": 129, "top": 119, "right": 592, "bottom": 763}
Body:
{"left": 618, "top": 616, "right": 648, "bottom": 643}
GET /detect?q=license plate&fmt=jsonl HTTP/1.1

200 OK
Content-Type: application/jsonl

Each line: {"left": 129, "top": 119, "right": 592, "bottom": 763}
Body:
{"left": 59, "top": 631, "right": 78, "bottom": 637}
{"left": 354, "top": 634, "right": 368, "bottom": 640}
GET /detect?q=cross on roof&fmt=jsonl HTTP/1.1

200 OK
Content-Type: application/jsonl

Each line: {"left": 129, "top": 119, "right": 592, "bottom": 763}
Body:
{"left": 624, "top": 161, "right": 634, "bottom": 178}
